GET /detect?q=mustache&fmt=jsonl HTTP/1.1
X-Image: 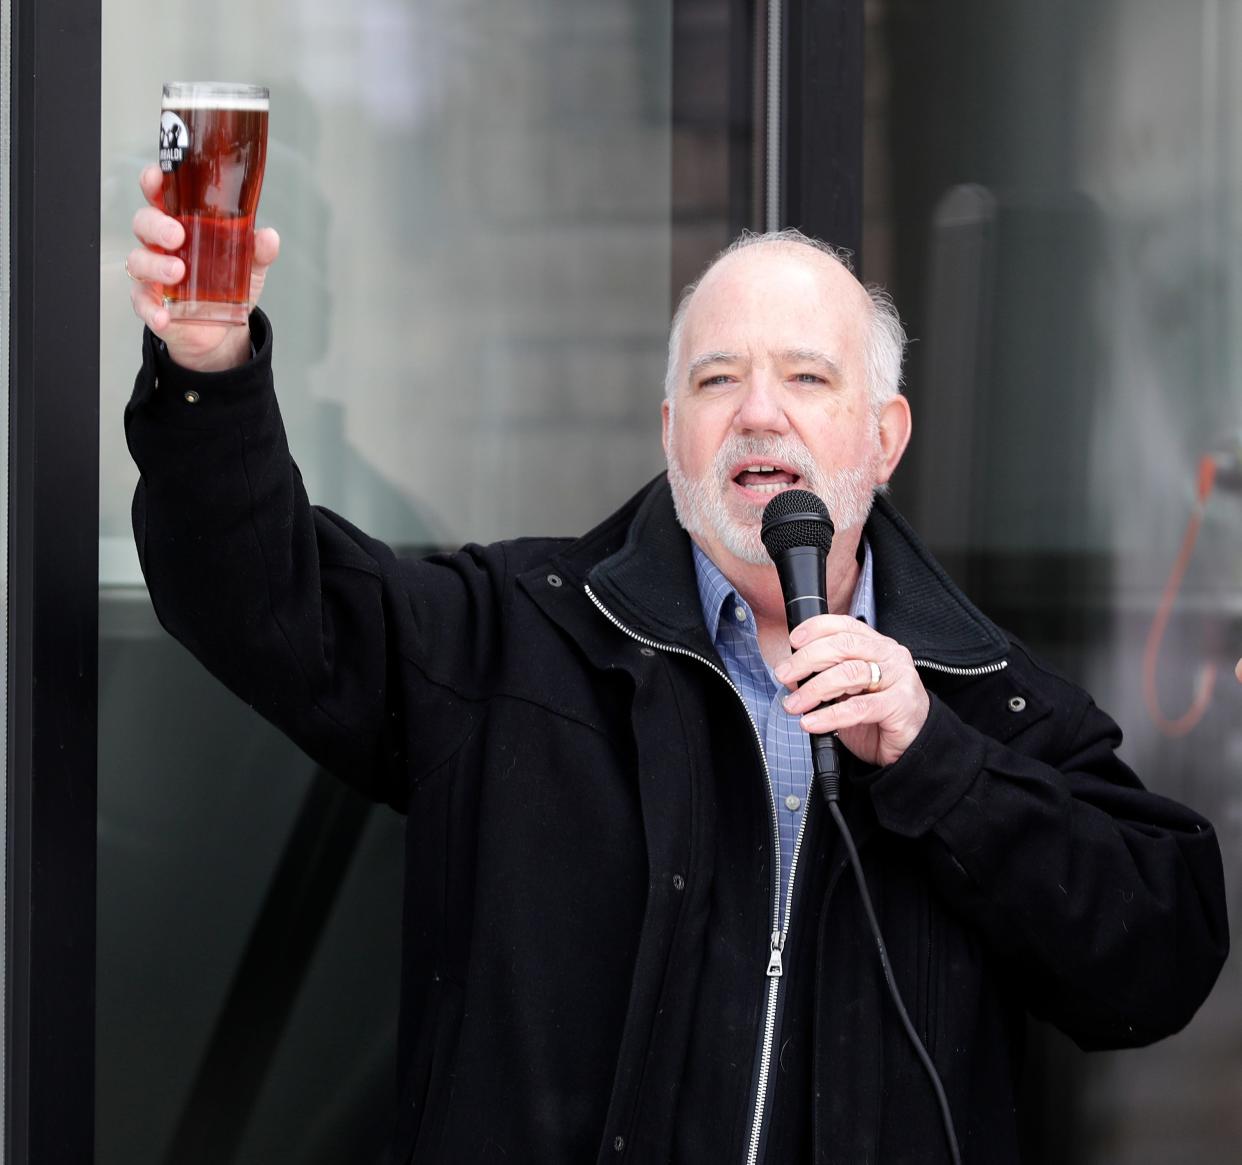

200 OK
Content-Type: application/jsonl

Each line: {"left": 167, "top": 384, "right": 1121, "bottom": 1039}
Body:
{"left": 708, "top": 435, "right": 821, "bottom": 485}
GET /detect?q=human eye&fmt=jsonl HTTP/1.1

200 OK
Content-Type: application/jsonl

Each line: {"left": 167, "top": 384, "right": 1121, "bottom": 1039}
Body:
{"left": 697, "top": 372, "right": 735, "bottom": 390}
{"left": 792, "top": 371, "right": 826, "bottom": 385}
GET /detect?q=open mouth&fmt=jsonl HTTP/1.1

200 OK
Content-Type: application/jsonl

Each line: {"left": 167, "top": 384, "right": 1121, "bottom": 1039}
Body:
{"left": 731, "top": 463, "right": 802, "bottom": 496}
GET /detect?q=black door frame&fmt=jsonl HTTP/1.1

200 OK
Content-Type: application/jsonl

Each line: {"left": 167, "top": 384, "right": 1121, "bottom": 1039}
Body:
{"left": 3, "top": 1, "right": 861, "bottom": 1160}
{"left": 6, "top": 0, "right": 102, "bottom": 1161}
{"left": 782, "top": 0, "right": 863, "bottom": 258}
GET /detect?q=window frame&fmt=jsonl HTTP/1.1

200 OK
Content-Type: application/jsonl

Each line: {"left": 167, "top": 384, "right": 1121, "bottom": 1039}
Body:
{"left": 6, "top": 0, "right": 101, "bottom": 1160}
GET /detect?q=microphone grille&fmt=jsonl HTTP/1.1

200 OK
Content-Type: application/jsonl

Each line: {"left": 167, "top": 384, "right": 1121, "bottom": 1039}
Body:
{"left": 760, "top": 489, "right": 835, "bottom": 557}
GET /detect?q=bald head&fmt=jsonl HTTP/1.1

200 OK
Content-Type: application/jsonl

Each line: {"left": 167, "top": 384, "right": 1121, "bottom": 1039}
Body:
{"left": 665, "top": 230, "right": 906, "bottom": 413}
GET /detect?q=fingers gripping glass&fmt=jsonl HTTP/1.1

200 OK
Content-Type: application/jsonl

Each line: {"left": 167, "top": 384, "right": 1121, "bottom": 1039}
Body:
{"left": 158, "top": 82, "right": 269, "bottom": 325}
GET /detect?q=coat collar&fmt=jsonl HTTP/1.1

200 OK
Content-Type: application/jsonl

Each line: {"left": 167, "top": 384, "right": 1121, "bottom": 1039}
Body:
{"left": 863, "top": 493, "right": 1011, "bottom": 668}
{"left": 554, "top": 475, "right": 1010, "bottom": 670}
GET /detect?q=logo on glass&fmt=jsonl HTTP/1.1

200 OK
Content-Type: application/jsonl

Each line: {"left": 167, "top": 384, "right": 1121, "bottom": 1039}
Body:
{"left": 159, "top": 111, "right": 190, "bottom": 173}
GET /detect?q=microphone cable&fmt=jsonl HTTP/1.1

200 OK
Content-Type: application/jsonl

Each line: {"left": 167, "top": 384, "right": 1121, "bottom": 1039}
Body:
{"left": 761, "top": 487, "right": 962, "bottom": 1163}
{"left": 816, "top": 751, "right": 964, "bottom": 1165}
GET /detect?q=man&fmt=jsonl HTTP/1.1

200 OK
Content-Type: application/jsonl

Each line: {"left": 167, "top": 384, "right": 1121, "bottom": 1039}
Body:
{"left": 126, "top": 166, "right": 1227, "bottom": 1164}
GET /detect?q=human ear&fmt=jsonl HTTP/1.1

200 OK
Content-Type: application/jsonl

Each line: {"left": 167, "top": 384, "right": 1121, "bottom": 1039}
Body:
{"left": 875, "top": 395, "right": 912, "bottom": 484}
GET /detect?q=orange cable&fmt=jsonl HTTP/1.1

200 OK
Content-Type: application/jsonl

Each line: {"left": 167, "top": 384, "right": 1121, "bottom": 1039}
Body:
{"left": 1142, "top": 455, "right": 1218, "bottom": 737}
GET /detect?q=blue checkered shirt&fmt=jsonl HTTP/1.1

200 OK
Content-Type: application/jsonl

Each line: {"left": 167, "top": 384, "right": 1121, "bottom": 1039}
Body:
{"left": 692, "top": 540, "right": 876, "bottom": 927}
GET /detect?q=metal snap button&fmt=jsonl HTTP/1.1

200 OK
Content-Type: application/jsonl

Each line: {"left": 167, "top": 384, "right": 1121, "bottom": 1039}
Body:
{"left": 672, "top": 874, "right": 685, "bottom": 891}
{"left": 639, "top": 646, "right": 656, "bottom": 657}
{"left": 614, "top": 1136, "right": 625, "bottom": 1152}
{"left": 546, "top": 573, "right": 562, "bottom": 587}
{"left": 1008, "top": 696, "right": 1026, "bottom": 713}
{"left": 183, "top": 390, "right": 200, "bottom": 404}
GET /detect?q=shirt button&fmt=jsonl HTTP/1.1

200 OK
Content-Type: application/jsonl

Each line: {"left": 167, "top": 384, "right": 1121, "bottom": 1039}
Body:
{"left": 784, "top": 794, "right": 801, "bottom": 812}
{"left": 734, "top": 605, "right": 747, "bottom": 622}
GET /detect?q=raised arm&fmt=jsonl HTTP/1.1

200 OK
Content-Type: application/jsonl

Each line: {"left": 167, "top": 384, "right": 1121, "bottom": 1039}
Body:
{"left": 124, "top": 169, "right": 504, "bottom": 809}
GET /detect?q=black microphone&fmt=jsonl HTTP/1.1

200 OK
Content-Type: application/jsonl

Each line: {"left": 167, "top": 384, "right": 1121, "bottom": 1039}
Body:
{"left": 760, "top": 489, "right": 843, "bottom": 800}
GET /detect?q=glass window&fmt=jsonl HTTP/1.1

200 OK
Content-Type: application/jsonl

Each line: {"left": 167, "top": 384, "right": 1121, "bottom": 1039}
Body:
{"left": 101, "top": 0, "right": 673, "bottom": 576}
{"left": 99, "top": 1, "right": 681, "bottom": 1160}
{"left": 868, "top": 2, "right": 1241, "bottom": 1160}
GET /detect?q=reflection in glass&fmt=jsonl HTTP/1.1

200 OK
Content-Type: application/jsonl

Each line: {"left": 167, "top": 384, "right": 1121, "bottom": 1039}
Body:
{"left": 869, "top": 2, "right": 1241, "bottom": 1161}
{"left": 99, "top": 1, "right": 676, "bottom": 1161}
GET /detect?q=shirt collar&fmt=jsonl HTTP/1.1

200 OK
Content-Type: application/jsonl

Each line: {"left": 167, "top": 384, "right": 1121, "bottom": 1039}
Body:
{"left": 693, "top": 538, "right": 876, "bottom": 645}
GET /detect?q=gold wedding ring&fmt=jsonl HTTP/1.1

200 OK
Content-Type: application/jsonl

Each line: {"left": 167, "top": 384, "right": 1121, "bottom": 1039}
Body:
{"left": 867, "top": 660, "right": 882, "bottom": 692}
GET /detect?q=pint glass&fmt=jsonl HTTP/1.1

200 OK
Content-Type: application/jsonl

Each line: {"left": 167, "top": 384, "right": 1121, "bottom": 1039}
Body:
{"left": 159, "top": 82, "right": 269, "bottom": 325}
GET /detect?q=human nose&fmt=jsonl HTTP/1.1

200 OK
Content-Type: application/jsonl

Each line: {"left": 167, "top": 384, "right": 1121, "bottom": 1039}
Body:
{"left": 733, "top": 371, "right": 789, "bottom": 435}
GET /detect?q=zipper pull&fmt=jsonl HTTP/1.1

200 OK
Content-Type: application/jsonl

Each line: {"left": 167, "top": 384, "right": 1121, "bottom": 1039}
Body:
{"left": 765, "top": 930, "right": 785, "bottom": 978}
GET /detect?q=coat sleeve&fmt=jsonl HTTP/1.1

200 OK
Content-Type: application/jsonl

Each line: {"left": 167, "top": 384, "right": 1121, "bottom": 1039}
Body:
{"left": 124, "top": 311, "right": 503, "bottom": 810}
{"left": 861, "top": 651, "right": 1229, "bottom": 1050}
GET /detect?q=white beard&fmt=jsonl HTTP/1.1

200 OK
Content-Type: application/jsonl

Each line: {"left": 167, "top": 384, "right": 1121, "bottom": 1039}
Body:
{"left": 666, "top": 432, "right": 879, "bottom": 566}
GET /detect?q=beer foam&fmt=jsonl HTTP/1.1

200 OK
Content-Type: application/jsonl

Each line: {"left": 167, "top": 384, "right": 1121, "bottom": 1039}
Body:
{"left": 162, "top": 90, "right": 269, "bottom": 112}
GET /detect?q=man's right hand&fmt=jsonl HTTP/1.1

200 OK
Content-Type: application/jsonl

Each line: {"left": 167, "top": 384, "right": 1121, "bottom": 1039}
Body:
{"left": 127, "top": 164, "right": 280, "bottom": 373}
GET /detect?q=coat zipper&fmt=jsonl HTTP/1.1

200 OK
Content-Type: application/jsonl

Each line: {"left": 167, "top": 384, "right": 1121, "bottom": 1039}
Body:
{"left": 582, "top": 584, "right": 806, "bottom": 1165}
{"left": 914, "top": 658, "right": 1007, "bottom": 677}
{"left": 746, "top": 784, "right": 813, "bottom": 1165}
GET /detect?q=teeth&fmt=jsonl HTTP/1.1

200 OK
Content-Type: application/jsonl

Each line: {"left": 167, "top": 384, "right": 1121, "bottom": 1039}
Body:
{"left": 744, "top": 464, "right": 777, "bottom": 473}
{"left": 747, "top": 481, "right": 793, "bottom": 494}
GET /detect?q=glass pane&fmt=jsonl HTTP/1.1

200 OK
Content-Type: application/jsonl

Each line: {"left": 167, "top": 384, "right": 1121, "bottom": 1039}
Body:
{"left": 99, "top": 1, "right": 677, "bottom": 1160}
{"left": 868, "top": 2, "right": 1240, "bottom": 1161}
{"left": 101, "top": 0, "right": 673, "bottom": 579}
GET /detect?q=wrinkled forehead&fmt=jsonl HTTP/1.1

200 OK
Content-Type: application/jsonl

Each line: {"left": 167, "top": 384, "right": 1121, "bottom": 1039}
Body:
{"left": 677, "top": 246, "right": 871, "bottom": 379}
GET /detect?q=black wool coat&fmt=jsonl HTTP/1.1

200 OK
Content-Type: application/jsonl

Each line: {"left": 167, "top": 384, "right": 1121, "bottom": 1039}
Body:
{"left": 126, "top": 313, "right": 1228, "bottom": 1165}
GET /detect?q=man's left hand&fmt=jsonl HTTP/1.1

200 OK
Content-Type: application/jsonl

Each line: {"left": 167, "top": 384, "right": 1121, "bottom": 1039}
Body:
{"left": 773, "top": 615, "right": 930, "bottom": 768}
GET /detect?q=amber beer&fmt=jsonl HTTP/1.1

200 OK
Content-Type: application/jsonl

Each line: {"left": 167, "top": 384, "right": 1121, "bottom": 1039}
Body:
{"left": 159, "top": 82, "right": 269, "bottom": 324}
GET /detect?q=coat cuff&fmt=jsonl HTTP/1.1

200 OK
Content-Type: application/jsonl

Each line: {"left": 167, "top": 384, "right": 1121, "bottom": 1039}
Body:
{"left": 861, "top": 694, "right": 987, "bottom": 838}
{"left": 128, "top": 308, "right": 275, "bottom": 430}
